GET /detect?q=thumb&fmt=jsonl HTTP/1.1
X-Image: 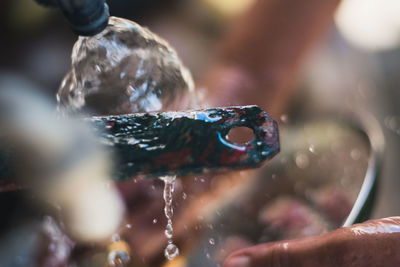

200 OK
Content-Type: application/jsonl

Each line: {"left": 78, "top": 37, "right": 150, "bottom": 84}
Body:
{"left": 223, "top": 217, "right": 400, "bottom": 267}
{"left": 222, "top": 240, "right": 306, "bottom": 267}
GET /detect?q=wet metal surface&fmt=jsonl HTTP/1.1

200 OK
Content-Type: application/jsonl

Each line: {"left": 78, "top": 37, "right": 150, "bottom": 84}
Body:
{"left": 0, "top": 106, "right": 279, "bottom": 185}
{"left": 89, "top": 105, "right": 280, "bottom": 180}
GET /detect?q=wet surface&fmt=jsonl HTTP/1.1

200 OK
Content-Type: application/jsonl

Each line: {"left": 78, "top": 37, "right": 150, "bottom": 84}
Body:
{"left": 88, "top": 105, "right": 279, "bottom": 180}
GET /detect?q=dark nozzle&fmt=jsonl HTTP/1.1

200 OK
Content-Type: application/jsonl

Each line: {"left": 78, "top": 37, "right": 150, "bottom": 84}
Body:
{"left": 55, "top": 0, "right": 109, "bottom": 36}
{"left": 34, "top": 0, "right": 58, "bottom": 7}
{"left": 35, "top": 0, "right": 109, "bottom": 36}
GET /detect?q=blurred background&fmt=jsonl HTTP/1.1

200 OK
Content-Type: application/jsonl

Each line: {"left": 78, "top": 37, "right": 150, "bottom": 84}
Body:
{"left": 1, "top": 0, "right": 400, "bottom": 266}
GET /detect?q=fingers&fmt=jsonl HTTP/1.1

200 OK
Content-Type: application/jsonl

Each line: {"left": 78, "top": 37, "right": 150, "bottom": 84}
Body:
{"left": 223, "top": 217, "right": 400, "bottom": 267}
{"left": 223, "top": 239, "right": 314, "bottom": 267}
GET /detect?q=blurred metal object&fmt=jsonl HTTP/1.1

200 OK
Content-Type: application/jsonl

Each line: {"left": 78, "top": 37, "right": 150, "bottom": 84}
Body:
{"left": 342, "top": 112, "right": 385, "bottom": 226}
{"left": 34, "top": 0, "right": 109, "bottom": 36}
{"left": 89, "top": 105, "right": 280, "bottom": 180}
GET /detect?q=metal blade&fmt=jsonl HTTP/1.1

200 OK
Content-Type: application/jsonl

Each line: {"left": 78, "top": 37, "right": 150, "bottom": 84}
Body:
{"left": 88, "top": 105, "right": 280, "bottom": 180}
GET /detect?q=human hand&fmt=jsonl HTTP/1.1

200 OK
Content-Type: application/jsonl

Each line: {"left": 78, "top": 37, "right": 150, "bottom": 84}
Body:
{"left": 223, "top": 217, "right": 400, "bottom": 267}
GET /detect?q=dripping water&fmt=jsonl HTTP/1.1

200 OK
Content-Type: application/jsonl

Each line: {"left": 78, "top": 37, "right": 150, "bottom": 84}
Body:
{"left": 160, "top": 175, "right": 179, "bottom": 260}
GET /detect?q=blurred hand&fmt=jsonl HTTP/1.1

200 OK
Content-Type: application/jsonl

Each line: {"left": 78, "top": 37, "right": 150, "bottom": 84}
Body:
{"left": 223, "top": 217, "right": 400, "bottom": 267}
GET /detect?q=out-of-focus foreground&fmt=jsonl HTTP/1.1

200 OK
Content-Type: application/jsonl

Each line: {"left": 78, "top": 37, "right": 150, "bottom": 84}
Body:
{"left": 1, "top": 0, "right": 400, "bottom": 266}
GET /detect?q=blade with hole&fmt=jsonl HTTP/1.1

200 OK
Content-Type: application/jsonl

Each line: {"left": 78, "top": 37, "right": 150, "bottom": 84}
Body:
{"left": 88, "top": 105, "right": 280, "bottom": 180}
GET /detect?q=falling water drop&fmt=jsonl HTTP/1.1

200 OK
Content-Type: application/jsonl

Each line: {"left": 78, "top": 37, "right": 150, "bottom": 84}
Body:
{"left": 209, "top": 238, "right": 215, "bottom": 245}
{"left": 164, "top": 243, "right": 179, "bottom": 260}
{"left": 160, "top": 175, "right": 179, "bottom": 260}
{"left": 165, "top": 221, "right": 173, "bottom": 239}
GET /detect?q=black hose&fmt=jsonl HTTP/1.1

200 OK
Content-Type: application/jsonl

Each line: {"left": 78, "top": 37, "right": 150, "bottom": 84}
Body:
{"left": 34, "top": 0, "right": 109, "bottom": 36}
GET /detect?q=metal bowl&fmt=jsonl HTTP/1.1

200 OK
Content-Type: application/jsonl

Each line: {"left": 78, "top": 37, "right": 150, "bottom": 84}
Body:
{"left": 182, "top": 112, "right": 384, "bottom": 267}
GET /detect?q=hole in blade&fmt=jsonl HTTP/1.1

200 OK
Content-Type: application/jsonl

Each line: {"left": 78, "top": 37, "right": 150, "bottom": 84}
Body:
{"left": 227, "top": 126, "right": 255, "bottom": 144}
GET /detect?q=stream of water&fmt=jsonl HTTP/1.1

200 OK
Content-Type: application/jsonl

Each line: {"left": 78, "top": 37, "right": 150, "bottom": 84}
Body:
{"left": 58, "top": 16, "right": 194, "bottom": 264}
{"left": 160, "top": 175, "right": 179, "bottom": 260}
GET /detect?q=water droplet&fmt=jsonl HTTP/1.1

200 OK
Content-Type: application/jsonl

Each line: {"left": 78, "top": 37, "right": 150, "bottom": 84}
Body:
{"left": 153, "top": 218, "right": 158, "bottom": 224}
{"left": 295, "top": 153, "right": 309, "bottom": 169}
{"left": 280, "top": 114, "right": 288, "bottom": 123}
{"left": 209, "top": 238, "right": 215, "bottom": 245}
{"left": 165, "top": 223, "right": 173, "bottom": 239}
{"left": 125, "top": 224, "right": 132, "bottom": 229}
{"left": 164, "top": 243, "right": 179, "bottom": 260}
{"left": 182, "top": 192, "right": 187, "bottom": 200}
{"left": 108, "top": 250, "right": 130, "bottom": 267}
{"left": 308, "top": 144, "right": 316, "bottom": 154}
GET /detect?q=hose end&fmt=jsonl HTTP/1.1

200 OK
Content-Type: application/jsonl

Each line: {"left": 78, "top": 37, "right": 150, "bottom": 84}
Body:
{"left": 71, "top": 2, "right": 109, "bottom": 36}
{"left": 56, "top": 0, "right": 110, "bottom": 36}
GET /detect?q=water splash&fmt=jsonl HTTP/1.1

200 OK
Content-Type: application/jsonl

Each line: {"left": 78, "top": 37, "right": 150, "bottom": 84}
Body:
{"left": 57, "top": 16, "right": 196, "bottom": 116}
{"left": 56, "top": 16, "right": 197, "bottom": 263}
{"left": 160, "top": 175, "right": 179, "bottom": 261}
